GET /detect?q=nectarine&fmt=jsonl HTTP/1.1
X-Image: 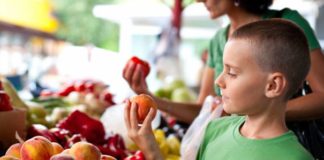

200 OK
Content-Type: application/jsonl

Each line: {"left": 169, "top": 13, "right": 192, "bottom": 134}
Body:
{"left": 5, "top": 143, "right": 22, "bottom": 158}
{"left": 69, "top": 141, "right": 101, "bottom": 160}
{"left": 50, "top": 154, "right": 75, "bottom": 160}
{"left": 100, "top": 155, "right": 117, "bottom": 160}
{"left": 52, "top": 142, "right": 64, "bottom": 155}
{"left": 0, "top": 155, "right": 19, "bottom": 160}
{"left": 131, "top": 94, "right": 157, "bottom": 123}
{"left": 20, "top": 136, "right": 54, "bottom": 160}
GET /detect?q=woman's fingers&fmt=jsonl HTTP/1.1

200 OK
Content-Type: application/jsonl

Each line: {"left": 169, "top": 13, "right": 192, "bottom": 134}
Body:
{"left": 132, "top": 65, "right": 143, "bottom": 87}
{"left": 123, "top": 61, "right": 136, "bottom": 83}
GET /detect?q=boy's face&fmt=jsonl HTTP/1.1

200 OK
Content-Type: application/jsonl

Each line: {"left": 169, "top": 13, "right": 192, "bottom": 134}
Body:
{"left": 215, "top": 39, "right": 269, "bottom": 115}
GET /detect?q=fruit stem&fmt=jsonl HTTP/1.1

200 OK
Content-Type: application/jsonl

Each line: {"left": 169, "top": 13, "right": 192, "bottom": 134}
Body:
{"left": 15, "top": 131, "right": 25, "bottom": 144}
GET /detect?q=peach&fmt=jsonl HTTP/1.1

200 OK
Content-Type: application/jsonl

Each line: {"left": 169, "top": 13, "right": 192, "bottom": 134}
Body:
{"left": 20, "top": 136, "right": 54, "bottom": 160}
{"left": 52, "top": 142, "right": 64, "bottom": 155}
{"left": 50, "top": 154, "right": 75, "bottom": 160}
{"left": 61, "top": 149, "right": 70, "bottom": 154}
{"left": 101, "top": 155, "right": 117, "bottom": 160}
{"left": 69, "top": 141, "right": 101, "bottom": 160}
{"left": 5, "top": 143, "right": 22, "bottom": 158}
{"left": 131, "top": 94, "right": 157, "bottom": 123}
{"left": 0, "top": 155, "right": 19, "bottom": 160}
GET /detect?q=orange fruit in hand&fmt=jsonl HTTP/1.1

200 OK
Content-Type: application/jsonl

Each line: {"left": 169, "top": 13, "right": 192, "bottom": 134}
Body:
{"left": 131, "top": 94, "right": 157, "bottom": 123}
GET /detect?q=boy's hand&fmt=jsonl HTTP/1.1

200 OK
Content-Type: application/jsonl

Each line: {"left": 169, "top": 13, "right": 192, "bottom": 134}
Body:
{"left": 124, "top": 100, "right": 164, "bottom": 160}
{"left": 123, "top": 59, "right": 149, "bottom": 95}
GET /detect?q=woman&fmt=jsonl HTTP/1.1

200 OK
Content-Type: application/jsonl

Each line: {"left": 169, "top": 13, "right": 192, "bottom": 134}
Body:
{"left": 123, "top": 0, "right": 324, "bottom": 159}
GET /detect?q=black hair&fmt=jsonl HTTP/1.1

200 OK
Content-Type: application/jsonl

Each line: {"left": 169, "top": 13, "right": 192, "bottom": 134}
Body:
{"left": 235, "top": 0, "right": 273, "bottom": 14}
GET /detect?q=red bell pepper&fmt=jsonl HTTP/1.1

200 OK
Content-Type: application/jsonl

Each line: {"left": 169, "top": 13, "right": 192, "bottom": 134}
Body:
{"left": 27, "top": 125, "right": 57, "bottom": 142}
{"left": 56, "top": 85, "right": 75, "bottom": 97}
{"left": 97, "top": 134, "right": 128, "bottom": 159}
{"left": 56, "top": 110, "right": 106, "bottom": 144}
{"left": 124, "top": 151, "right": 145, "bottom": 160}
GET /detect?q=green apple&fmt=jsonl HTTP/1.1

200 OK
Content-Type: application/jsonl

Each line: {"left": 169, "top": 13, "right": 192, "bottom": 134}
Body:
{"left": 171, "top": 88, "right": 196, "bottom": 103}
{"left": 27, "top": 103, "right": 47, "bottom": 119}
{"left": 154, "top": 88, "right": 172, "bottom": 99}
{"left": 164, "top": 79, "right": 186, "bottom": 92}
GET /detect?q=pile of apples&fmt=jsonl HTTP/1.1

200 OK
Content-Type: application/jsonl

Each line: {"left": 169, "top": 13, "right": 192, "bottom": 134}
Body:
{"left": 1, "top": 136, "right": 117, "bottom": 160}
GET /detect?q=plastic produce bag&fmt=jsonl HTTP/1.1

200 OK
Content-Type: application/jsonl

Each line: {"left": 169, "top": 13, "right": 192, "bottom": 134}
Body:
{"left": 180, "top": 95, "right": 223, "bottom": 160}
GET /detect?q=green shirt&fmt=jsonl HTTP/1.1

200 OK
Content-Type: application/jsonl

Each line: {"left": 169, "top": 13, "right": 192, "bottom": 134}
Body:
{"left": 196, "top": 116, "right": 314, "bottom": 160}
{"left": 207, "top": 8, "right": 321, "bottom": 95}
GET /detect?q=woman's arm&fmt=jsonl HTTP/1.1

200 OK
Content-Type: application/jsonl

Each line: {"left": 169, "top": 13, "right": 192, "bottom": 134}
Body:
{"left": 123, "top": 60, "right": 217, "bottom": 123}
{"left": 198, "top": 66, "right": 217, "bottom": 103}
{"left": 286, "top": 49, "right": 324, "bottom": 120}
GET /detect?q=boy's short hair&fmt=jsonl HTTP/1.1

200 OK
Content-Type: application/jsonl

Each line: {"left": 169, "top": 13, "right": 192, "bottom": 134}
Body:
{"left": 230, "top": 19, "right": 310, "bottom": 99}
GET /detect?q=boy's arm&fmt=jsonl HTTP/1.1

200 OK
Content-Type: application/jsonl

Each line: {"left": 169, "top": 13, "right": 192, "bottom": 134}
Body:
{"left": 124, "top": 100, "right": 164, "bottom": 160}
{"left": 286, "top": 49, "right": 324, "bottom": 120}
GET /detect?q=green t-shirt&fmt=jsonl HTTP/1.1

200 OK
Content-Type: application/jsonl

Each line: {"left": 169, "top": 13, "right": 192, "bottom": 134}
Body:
{"left": 196, "top": 116, "right": 314, "bottom": 160}
{"left": 207, "top": 8, "right": 321, "bottom": 95}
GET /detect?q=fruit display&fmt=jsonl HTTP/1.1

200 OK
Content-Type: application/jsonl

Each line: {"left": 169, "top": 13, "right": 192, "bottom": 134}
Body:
{"left": 0, "top": 76, "right": 188, "bottom": 160}
{"left": 26, "top": 79, "right": 117, "bottom": 128}
{"left": 130, "top": 94, "right": 157, "bottom": 123}
{"left": 25, "top": 110, "right": 129, "bottom": 159}
{"left": 1, "top": 135, "right": 119, "bottom": 160}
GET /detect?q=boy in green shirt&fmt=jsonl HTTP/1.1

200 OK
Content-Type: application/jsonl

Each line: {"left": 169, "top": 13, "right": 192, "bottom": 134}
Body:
{"left": 197, "top": 19, "right": 313, "bottom": 160}
{"left": 124, "top": 19, "right": 314, "bottom": 160}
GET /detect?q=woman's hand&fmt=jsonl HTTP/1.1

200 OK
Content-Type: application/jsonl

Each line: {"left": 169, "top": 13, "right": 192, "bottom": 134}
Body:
{"left": 124, "top": 100, "right": 164, "bottom": 160}
{"left": 123, "top": 60, "right": 149, "bottom": 95}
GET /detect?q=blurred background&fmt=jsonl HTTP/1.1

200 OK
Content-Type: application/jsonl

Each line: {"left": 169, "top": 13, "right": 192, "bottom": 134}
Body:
{"left": 0, "top": 0, "right": 323, "bottom": 100}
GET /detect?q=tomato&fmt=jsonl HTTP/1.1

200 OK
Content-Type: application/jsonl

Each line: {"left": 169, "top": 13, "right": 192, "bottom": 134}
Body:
{"left": 74, "top": 81, "right": 86, "bottom": 92}
{"left": 127, "top": 56, "right": 150, "bottom": 78}
{"left": 57, "top": 85, "right": 75, "bottom": 97}
{"left": 40, "top": 90, "right": 55, "bottom": 97}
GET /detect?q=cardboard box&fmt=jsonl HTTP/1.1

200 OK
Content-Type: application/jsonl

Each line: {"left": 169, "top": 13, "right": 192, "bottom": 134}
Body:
{"left": 0, "top": 108, "right": 26, "bottom": 151}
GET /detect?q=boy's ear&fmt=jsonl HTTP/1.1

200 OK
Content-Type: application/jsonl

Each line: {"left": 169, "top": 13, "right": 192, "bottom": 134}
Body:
{"left": 265, "top": 72, "right": 287, "bottom": 98}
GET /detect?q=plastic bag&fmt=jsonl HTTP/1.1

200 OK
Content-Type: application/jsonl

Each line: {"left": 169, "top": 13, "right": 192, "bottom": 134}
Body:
{"left": 180, "top": 95, "right": 223, "bottom": 160}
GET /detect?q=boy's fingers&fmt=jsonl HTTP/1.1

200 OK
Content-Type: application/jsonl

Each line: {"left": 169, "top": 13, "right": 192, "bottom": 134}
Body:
{"left": 130, "top": 101, "right": 139, "bottom": 129}
{"left": 124, "top": 100, "right": 131, "bottom": 130}
{"left": 142, "top": 107, "right": 157, "bottom": 129}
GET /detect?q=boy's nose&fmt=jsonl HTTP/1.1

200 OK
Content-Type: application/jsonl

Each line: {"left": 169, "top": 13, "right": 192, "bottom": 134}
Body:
{"left": 215, "top": 73, "right": 225, "bottom": 89}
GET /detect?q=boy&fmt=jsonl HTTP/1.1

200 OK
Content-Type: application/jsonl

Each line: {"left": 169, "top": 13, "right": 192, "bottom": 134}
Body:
{"left": 124, "top": 19, "right": 313, "bottom": 160}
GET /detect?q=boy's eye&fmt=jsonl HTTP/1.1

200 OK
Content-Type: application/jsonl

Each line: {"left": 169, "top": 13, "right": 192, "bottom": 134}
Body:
{"left": 227, "top": 72, "right": 237, "bottom": 77}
